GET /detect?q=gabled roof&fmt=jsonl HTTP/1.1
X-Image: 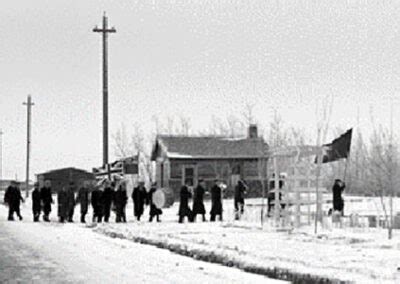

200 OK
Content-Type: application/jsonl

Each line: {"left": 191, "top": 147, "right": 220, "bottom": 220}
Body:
{"left": 151, "top": 135, "right": 268, "bottom": 160}
{"left": 37, "top": 167, "right": 94, "bottom": 177}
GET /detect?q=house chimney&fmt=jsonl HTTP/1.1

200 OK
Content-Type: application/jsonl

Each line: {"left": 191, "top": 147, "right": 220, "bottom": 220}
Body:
{"left": 248, "top": 124, "right": 258, "bottom": 139}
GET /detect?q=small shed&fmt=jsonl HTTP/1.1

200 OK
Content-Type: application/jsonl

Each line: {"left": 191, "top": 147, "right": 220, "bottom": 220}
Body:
{"left": 36, "top": 167, "right": 95, "bottom": 193}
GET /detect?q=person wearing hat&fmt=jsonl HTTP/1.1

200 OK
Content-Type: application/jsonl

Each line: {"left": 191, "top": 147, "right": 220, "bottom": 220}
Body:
{"left": 66, "top": 182, "right": 76, "bottom": 222}
{"left": 76, "top": 181, "right": 90, "bottom": 223}
{"left": 114, "top": 181, "right": 128, "bottom": 223}
{"left": 102, "top": 180, "right": 115, "bottom": 223}
{"left": 332, "top": 179, "right": 345, "bottom": 216}
{"left": 210, "top": 179, "right": 223, "bottom": 222}
{"left": 32, "top": 182, "right": 41, "bottom": 222}
{"left": 192, "top": 179, "right": 207, "bottom": 222}
{"left": 4, "top": 181, "right": 24, "bottom": 221}
{"left": 132, "top": 181, "right": 147, "bottom": 221}
{"left": 40, "top": 180, "right": 53, "bottom": 222}
{"left": 91, "top": 183, "right": 104, "bottom": 223}
{"left": 178, "top": 179, "right": 193, "bottom": 223}
{"left": 147, "top": 182, "right": 162, "bottom": 222}
{"left": 234, "top": 180, "right": 248, "bottom": 220}
{"left": 57, "top": 185, "right": 69, "bottom": 223}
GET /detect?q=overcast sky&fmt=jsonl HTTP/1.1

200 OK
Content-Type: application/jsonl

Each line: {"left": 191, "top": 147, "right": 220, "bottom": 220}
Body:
{"left": 1, "top": 0, "right": 400, "bottom": 179}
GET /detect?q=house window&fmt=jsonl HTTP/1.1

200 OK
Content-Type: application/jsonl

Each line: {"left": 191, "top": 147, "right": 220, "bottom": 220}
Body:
{"left": 183, "top": 166, "right": 195, "bottom": 186}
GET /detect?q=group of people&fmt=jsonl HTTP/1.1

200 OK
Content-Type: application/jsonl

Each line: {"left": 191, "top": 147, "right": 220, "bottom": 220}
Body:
{"left": 178, "top": 178, "right": 248, "bottom": 223}
{"left": 3, "top": 177, "right": 346, "bottom": 224}
{"left": 3, "top": 179, "right": 162, "bottom": 224}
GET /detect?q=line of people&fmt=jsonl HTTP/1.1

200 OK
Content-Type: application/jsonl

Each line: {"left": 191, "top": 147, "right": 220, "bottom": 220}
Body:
{"left": 178, "top": 178, "right": 248, "bottom": 223}
{"left": 4, "top": 178, "right": 248, "bottom": 223}
{"left": 61, "top": 180, "right": 162, "bottom": 223}
{"left": 10, "top": 179, "right": 161, "bottom": 223}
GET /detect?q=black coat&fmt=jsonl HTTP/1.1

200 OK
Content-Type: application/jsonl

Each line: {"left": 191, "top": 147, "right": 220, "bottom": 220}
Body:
{"left": 76, "top": 187, "right": 89, "bottom": 214}
{"left": 332, "top": 183, "right": 345, "bottom": 211}
{"left": 210, "top": 185, "right": 223, "bottom": 215}
{"left": 40, "top": 187, "right": 53, "bottom": 204}
{"left": 32, "top": 188, "right": 41, "bottom": 212}
{"left": 4, "top": 186, "right": 23, "bottom": 207}
{"left": 114, "top": 187, "right": 128, "bottom": 210}
{"left": 192, "top": 185, "right": 206, "bottom": 214}
{"left": 102, "top": 187, "right": 114, "bottom": 208}
{"left": 179, "top": 186, "right": 192, "bottom": 217}
{"left": 147, "top": 187, "right": 162, "bottom": 216}
{"left": 91, "top": 189, "right": 103, "bottom": 213}
{"left": 132, "top": 186, "right": 147, "bottom": 217}
{"left": 234, "top": 183, "right": 247, "bottom": 203}
{"left": 57, "top": 189, "right": 68, "bottom": 218}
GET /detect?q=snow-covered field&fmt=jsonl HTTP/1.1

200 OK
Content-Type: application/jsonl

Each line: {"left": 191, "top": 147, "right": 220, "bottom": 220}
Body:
{"left": 0, "top": 202, "right": 284, "bottom": 284}
{"left": 95, "top": 196, "right": 400, "bottom": 283}
{"left": 1, "top": 194, "right": 400, "bottom": 283}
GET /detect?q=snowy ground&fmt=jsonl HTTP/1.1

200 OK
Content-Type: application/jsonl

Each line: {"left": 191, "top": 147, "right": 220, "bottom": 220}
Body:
{"left": 94, "top": 196, "right": 400, "bottom": 283}
{"left": 2, "top": 195, "right": 400, "bottom": 283}
{"left": 0, "top": 203, "right": 284, "bottom": 283}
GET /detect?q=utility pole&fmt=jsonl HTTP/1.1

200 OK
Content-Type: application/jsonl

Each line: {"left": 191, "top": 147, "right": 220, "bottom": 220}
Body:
{"left": 23, "top": 95, "right": 34, "bottom": 198}
{"left": 93, "top": 12, "right": 116, "bottom": 167}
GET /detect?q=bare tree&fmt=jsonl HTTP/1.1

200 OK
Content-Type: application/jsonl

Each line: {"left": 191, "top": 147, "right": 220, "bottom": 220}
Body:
{"left": 364, "top": 125, "right": 399, "bottom": 239}
{"left": 113, "top": 124, "right": 135, "bottom": 159}
{"left": 242, "top": 102, "right": 256, "bottom": 126}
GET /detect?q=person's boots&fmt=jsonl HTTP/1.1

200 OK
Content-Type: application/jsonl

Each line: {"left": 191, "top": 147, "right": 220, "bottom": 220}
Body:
{"left": 156, "top": 215, "right": 161, "bottom": 222}
{"left": 202, "top": 214, "right": 206, "bottom": 222}
{"left": 80, "top": 214, "right": 85, "bottom": 223}
{"left": 149, "top": 215, "right": 153, "bottom": 222}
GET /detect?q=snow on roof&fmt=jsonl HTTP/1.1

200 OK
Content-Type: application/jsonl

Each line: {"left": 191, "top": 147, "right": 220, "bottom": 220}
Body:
{"left": 152, "top": 135, "right": 269, "bottom": 160}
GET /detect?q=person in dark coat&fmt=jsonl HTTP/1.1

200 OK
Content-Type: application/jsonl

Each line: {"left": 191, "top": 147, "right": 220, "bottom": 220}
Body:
{"left": 40, "top": 180, "right": 53, "bottom": 222}
{"left": 210, "top": 179, "right": 223, "bottom": 222}
{"left": 76, "top": 181, "right": 90, "bottom": 223}
{"left": 178, "top": 180, "right": 193, "bottom": 223}
{"left": 66, "top": 182, "right": 76, "bottom": 222}
{"left": 192, "top": 179, "right": 207, "bottom": 222}
{"left": 147, "top": 182, "right": 162, "bottom": 222}
{"left": 57, "top": 186, "right": 68, "bottom": 223}
{"left": 332, "top": 179, "right": 345, "bottom": 216}
{"left": 91, "top": 185, "right": 103, "bottom": 223}
{"left": 102, "top": 180, "right": 114, "bottom": 223}
{"left": 234, "top": 180, "right": 248, "bottom": 220}
{"left": 4, "top": 181, "right": 24, "bottom": 221}
{"left": 132, "top": 182, "right": 147, "bottom": 221}
{"left": 114, "top": 181, "right": 128, "bottom": 223}
{"left": 32, "top": 182, "right": 41, "bottom": 222}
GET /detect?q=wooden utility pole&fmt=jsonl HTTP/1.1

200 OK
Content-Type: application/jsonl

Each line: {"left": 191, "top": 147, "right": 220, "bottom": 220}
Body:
{"left": 93, "top": 12, "right": 116, "bottom": 167}
{"left": 23, "top": 95, "right": 34, "bottom": 198}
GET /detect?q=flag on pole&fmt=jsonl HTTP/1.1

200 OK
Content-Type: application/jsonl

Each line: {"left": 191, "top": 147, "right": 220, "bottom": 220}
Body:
{"left": 318, "top": 128, "right": 353, "bottom": 163}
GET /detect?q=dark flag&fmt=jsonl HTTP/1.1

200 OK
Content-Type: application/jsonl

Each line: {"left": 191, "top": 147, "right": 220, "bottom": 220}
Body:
{"left": 317, "top": 129, "right": 353, "bottom": 163}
